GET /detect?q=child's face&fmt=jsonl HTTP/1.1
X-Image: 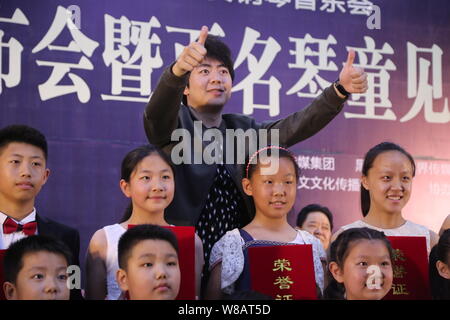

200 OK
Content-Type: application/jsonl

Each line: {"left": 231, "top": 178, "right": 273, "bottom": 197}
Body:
{"left": 301, "top": 211, "right": 332, "bottom": 250}
{"left": 4, "top": 251, "right": 69, "bottom": 300}
{"left": 243, "top": 156, "right": 297, "bottom": 220}
{"left": 361, "top": 151, "right": 413, "bottom": 216}
{"left": 330, "top": 239, "right": 393, "bottom": 300}
{"left": 121, "top": 154, "right": 174, "bottom": 215}
{"left": 0, "top": 142, "right": 49, "bottom": 208}
{"left": 117, "top": 239, "right": 181, "bottom": 300}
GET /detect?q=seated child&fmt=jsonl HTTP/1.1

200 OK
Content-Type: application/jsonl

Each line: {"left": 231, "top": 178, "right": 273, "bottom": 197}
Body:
{"left": 429, "top": 228, "right": 450, "bottom": 299}
{"left": 324, "top": 227, "right": 394, "bottom": 300}
{"left": 3, "top": 235, "right": 72, "bottom": 300}
{"left": 206, "top": 146, "right": 326, "bottom": 299}
{"left": 116, "top": 224, "right": 181, "bottom": 300}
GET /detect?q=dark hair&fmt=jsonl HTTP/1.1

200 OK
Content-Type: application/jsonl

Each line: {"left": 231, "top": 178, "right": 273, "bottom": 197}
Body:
{"left": 0, "top": 124, "right": 48, "bottom": 160}
{"left": 244, "top": 146, "right": 300, "bottom": 181}
{"left": 324, "top": 227, "right": 394, "bottom": 300}
{"left": 429, "top": 228, "right": 450, "bottom": 299}
{"left": 119, "top": 145, "right": 175, "bottom": 223}
{"left": 3, "top": 235, "right": 72, "bottom": 284}
{"left": 296, "top": 204, "right": 334, "bottom": 231}
{"left": 360, "top": 142, "right": 416, "bottom": 217}
{"left": 118, "top": 224, "right": 179, "bottom": 270}
{"left": 182, "top": 35, "right": 235, "bottom": 106}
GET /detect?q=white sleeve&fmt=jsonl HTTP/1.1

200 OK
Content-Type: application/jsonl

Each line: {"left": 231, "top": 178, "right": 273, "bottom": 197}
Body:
{"left": 208, "top": 229, "right": 245, "bottom": 295}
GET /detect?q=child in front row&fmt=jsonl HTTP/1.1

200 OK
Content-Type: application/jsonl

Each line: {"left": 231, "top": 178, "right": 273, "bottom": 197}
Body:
{"left": 429, "top": 228, "right": 450, "bottom": 299}
{"left": 86, "top": 145, "right": 204, "bottom": 300}
{"left": 324, "top": 227, "right": 394, "bottom": 300}
{"left": 206, "top": 146, "right": 326, "bottom": 299}
{"left": 3, "top": 235, "right": 72, "bottom": 300}
{"left": 116, "top": 224, "right": 181, "bottom": 300}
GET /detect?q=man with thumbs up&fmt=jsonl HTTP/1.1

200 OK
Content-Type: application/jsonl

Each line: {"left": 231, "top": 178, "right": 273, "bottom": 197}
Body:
{"left": 143, "top": 25, "right": 367, "bottom": 295}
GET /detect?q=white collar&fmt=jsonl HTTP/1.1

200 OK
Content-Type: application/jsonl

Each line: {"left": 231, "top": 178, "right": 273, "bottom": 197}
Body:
{"left": 0, "top": 209, "right": 37, "bottom": 225}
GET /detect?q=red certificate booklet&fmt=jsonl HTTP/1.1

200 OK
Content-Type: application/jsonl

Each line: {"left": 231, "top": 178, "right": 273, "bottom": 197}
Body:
{"left": 248, "top": 244, "right": 317, "bottom": 300}
{"left": 384, "top": 236, "right": 431, "bottom": 300}
{"left": 128, "top": 225, "right": 196, "bottom": 300}
{"left": 164, "top": 226, "right": 196, "bottom": 300}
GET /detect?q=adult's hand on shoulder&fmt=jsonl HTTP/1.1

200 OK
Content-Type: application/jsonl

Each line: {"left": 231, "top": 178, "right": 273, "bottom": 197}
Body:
{"left": 172, "top": 25, "right": 209, "bottom": 77}
{"left": 338, "top": 49, "right": 368, "bottom": 94}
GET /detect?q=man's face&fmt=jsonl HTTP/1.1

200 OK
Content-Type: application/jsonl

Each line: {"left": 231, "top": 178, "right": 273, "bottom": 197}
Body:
{"left": 5, "top": 251, "right": 70, "bottom": 300}
{"left": 184, "top": 56, "right": 232, "bottom": 111}
{"left": 0, "top": 142, "right": 49, "bottom": 209}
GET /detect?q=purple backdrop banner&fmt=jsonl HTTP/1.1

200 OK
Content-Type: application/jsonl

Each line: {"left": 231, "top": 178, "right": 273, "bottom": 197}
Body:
{"left": 1, "top": 0, "right": 449, "bottom": 265}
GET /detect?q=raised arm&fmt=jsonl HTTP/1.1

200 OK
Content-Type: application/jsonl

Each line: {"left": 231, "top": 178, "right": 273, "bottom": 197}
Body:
{"left": 143, "top": 26, "right": 209, "bottom": 147}
{"left": 263, "top": 50, "right": 368, "bottom": 147}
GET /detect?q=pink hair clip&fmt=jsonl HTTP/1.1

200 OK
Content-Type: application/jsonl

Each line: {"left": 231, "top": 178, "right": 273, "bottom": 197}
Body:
{"left": 245, "top": 145, "right": 295, "bottom": 178}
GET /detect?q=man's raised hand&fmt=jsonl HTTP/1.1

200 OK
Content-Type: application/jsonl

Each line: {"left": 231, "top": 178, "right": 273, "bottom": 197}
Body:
{"left": 172, "top": 26, "right": 209, "bottom": 77}
{"left": 338, "top": 49, "right": 368, "bottom": 94}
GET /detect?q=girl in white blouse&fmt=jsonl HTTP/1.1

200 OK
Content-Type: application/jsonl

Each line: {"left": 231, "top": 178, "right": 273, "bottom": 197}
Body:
{"left": 206, "top": 146, "right": 326, "bottom": 299}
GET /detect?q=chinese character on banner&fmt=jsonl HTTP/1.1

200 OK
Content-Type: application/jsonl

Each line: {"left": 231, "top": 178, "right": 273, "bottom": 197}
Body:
{"left": 295, "top": 0, "right": 316, "bottom": 11}
{"left": 0, "top": 8, "right": 29, "bottom": 95}
{"left": 401, "top": 43, "right": 450, "bottom": 123}
{"left": 287, "top": 34, "right": 337, "bottom": 98}
{"left": 232, "top": 27, "right": 281, "bottom": 117}
{"left": 347, "top": 0, "right": 373, "bottom": 15}
{"left": 297, "top": 156, "right": 311, "bottom": 170}
{"left": 310, "top": 156, "right": 323, "bottom": 170}
{"left": 298, "top": 176, "right": 310, "bottom": 189}
{"left": 347, "top": 178, "right": 360, "bottom": 191}
{"left": 101, "top": 15, "right": 163, "bottom": 103}
{"left": 32, "top": 6, "right": 99, "bottom": 103}
{"left": 165, "top": 23, "right": 225, "bottom": 59}
{"left": 310, "top": 176, "right": 323, "bottom": 190}
{"left": 266, "top": 0, "right": 292, "bottom": 8}
{"left": 322, "top": 177, "right": 336, "bottom": 191}
{"left": 344, "top": 36, "right": 397, "bottom": 120}
{"left": 322, "top": 157, "right": 335, "bottom": 171}
{"left": 320, "top": 0, "right": 346, "bottom": 13}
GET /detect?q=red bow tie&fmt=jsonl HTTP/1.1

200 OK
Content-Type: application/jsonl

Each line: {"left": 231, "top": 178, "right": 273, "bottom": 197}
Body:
{"left": 3, "top": 217, "right": 37, "bottom": 236}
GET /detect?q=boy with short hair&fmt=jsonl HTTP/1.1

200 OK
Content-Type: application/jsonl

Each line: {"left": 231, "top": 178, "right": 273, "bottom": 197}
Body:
{"left": 0, "top": 124, "right": 81, "bottom": 299}
{"left": 3, "top": 235, "right": 72, "bottom": 300}
{"left": 116, "top": 224, "right": 181, "bottom": 300}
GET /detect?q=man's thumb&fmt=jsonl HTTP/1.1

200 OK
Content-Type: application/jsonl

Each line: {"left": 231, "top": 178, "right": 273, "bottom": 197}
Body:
{"left": 345, "top": 49, "right": 355, "bottom": 68}
{"left": 197, "top": 26, "right": 209, "bottom": 45}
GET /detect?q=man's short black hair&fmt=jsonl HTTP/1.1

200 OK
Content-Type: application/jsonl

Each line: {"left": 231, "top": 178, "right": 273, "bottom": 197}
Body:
{"left": 118, "top": 224, "right": 179, "bottom": 271}
{"left": 3, "top": 235, "right": 72, "bottom": 284}
{"left": 182, "top": 35, "right": 235, "bottom": 106}
{"left": 296, "top": 204, "right": 334, "bottom": 231}
{"left": 0, "top": 124, "right": 48, "bottom": 160}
